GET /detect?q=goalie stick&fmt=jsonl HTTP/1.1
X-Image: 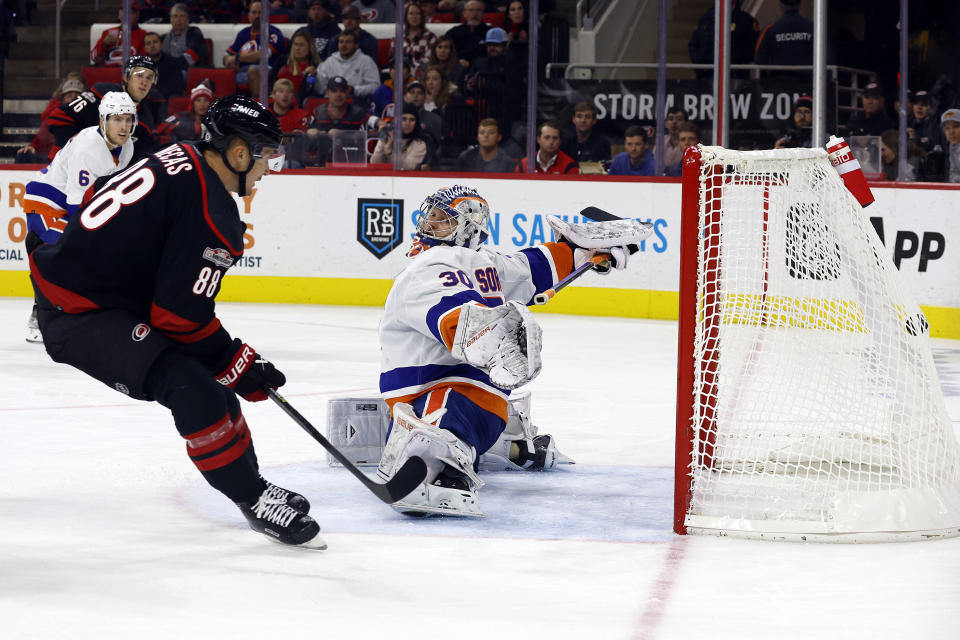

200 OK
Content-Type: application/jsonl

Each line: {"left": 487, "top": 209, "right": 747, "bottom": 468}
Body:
{"left": 532, "top": 207, "right": 642, "bottom": 305}
{"left": 268, "top": 389, "right": 428, "bottom": 504}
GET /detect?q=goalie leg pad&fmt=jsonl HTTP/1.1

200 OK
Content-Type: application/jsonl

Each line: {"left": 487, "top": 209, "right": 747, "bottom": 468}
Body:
{"left": 451, "top": 301, "right": 542, "bottom": 390}
{"left": 378, "top": 402, "right": 485, "bottom": 517}
{"left": 479, "top": 392, "right": 576, "bottom": 471}
{"left": 324, "top": 397, "right": 390, "bottom": 467}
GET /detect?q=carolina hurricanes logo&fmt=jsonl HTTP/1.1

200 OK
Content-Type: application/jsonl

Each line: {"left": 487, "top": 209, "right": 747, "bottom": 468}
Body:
{"left": 132, "top": 323, "right": 151, "bottom": 342}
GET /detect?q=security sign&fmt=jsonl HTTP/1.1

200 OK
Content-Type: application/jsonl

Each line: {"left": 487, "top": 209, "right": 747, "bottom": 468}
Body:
{"left": 357, "top": 198, "right": 403, "bottom": 259}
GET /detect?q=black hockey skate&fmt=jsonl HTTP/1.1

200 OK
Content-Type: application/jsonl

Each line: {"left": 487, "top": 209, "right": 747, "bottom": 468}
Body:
{"left": 237, "top": 486, "right": 326, "bottom": 550}
{"left": 262, "top": 479, "right": 310, "bottom": 514}
{"left": 511, "top": 434, "right": 573, "bottom": 470}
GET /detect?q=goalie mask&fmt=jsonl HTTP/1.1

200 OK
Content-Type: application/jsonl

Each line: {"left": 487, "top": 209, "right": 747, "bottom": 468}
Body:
{"left": 412, "top": 186, "right": 490, "bottom": 253}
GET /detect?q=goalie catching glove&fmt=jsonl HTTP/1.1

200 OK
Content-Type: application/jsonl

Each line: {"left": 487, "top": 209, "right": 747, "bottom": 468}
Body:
{"left": 547, "top": 215, "right": 653, "bottom": 272}
{"left": 215, "top": 339, "right": 286, "bottom": 402}
{"left": 450, "top": 301, "right": 542, "bottom": 390}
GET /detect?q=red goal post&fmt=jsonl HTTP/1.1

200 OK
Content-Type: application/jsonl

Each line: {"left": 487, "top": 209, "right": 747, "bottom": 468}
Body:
{"left": 674, "top": 144, "right": 960, "bottom": 542}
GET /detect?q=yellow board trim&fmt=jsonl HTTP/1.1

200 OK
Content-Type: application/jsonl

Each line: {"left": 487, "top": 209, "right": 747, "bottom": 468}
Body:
{"left": 2, "top": 271, "right": 957, "bottom": 339}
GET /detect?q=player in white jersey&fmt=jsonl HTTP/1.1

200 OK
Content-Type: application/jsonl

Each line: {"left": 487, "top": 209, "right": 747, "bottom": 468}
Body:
{"left": 22, "top": 91, "right": 137, "bottom": 342}
{"left": 377, "top": 185, "right": 646, "bottom": 516}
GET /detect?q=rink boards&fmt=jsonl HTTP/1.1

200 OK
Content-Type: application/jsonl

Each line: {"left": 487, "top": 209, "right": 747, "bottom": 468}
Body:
{"left": 1, "top": 168, "right": 958, "bottom": 338}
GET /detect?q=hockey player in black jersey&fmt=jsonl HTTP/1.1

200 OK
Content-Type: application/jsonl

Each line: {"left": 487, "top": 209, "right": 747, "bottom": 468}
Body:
{"left": 47, "top": 55, "right": 160, "bottom": 160}
{"left": 29, "top": 95, "right": 327, "bottom": 550}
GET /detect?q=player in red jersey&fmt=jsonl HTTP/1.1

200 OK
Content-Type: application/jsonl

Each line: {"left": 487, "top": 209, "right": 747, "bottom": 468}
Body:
{"left": 29, "top": 96, "right": 326, "bottom": 550}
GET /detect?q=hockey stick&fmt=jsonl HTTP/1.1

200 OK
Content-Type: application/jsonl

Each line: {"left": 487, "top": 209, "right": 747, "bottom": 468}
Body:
{"left": 267, "top": 389, "right": 427, "bottom": 504}
{"left": 532, "top": 206, "right": 642, "bottom": 305}
{"left": 532, "top": 253, "right": 610, "bottom": 305}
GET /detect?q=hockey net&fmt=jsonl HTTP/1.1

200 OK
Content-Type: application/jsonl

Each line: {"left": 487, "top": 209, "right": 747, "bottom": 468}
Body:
{"left": 674, "top": 145, "right": 960, "bottom": 541}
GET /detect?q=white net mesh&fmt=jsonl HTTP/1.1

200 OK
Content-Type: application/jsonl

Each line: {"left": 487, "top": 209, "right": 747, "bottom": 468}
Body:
{"left": 685, "top": 146, "right": 960, "bottom": 540}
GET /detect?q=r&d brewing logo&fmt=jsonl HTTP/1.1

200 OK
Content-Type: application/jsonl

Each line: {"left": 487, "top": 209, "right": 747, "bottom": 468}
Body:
{"left": 357, "top": 198, "right": 403, "bottom": 259}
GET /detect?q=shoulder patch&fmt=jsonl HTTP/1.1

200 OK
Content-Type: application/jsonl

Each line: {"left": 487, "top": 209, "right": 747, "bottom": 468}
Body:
{"left": 203, "top": 247, "right": 234, "bottom": 268}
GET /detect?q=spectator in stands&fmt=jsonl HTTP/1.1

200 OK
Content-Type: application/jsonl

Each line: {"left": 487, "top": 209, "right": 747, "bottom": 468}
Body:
{"left": 269, "top": 78, "right": 313, "bottom": 166}
{"left": 775, "top": 94, "right": 813, "bottom": 148}
{"left": 308, "top": 75, "right": 370, "bottom": 135}
{"left": 423, "top": 65, "right": 459, "bottom": 112}
{"left": 370, "top": 56, "right": 413, "bottom": 120}
{"left": 324, "top": 5, "right": 378, "bottom": 62}
{"left": 305, "top": 0, "right": 341, "bottom": 62}
{"left": 16, "top": 74, "right": 86, "bottom": 163}
{"left": 688, "top": 0, "right": 759, "bottom": 80}
{"left": 665, "top": 123, "right": 701, "bottom": 176}
{"left": 268, "top": 0, "right": 299, "bottom": 21}
{"left": 754, "top": 0, "right": 812, "bottom": 75}
{"left": 504, "top": 1, "right": 528, "bottom": 43}
{"left": 418, "top": 35, "right": 462, "bottom": 86}
{"left": 314, "top": 29, "right": 380, "bottom": 106}
{"left": 371, "top": 104, "right": 429, "bottom": 169}
{"left": 879, "top": 129, "right": 920, "bottom": 182}
{"left": 420, "top": 0, "right": 440, "bottom": 23}
{"left": 908, "top": 90, "right": 942, "bottom": 153}
{"left": 158, "top": 82, "right": 213, "bottom": 142}
{"left": 189, "top": 0, "right": 238, "bottom": 23}
{"left": 404, "top": 80, "right": 442, "bottom": 150}
{"left": 609, "top": 125, "right": 655, "bottom": 176}
{"left": 659, "top": 106, "right": 687, "bottom": 166}
{"left": 163, "top": 3, "right": 210, "bottom": 68}
{"left": 144, "top": 31, "right": 188, "bottom": 99}
{"left": 845, "top": 82, "right": 895, "bottom": 136}
{"left": 448, "top": 0, "right": 490, "bottom": 67}
{"left": 929, "top": 109, "right": 960, "bottom": 183}
{"left": 454, "top": 117, "right": 518, "bottom": 172}
{"left": 517, "top": 121, "right": 578, "bottom": 174}
{"left": 351, "top": 0, "right": 396, "bottom": 23}
{"left": 560, "top": 101, "right": 611, "bottom": 164}
{"left": 223, "top": 1, "right": 287, "bottom": 102}
{"left": 90, "top": 3, "right": 147, "bottom": 66}
{"left": 391, "top": 2, "right": 437, "bottom": 74}
{"left": 464, "top": 27, "right": 522, "bottom": 134}
{"left": 281, "top": 29, "right": 321, "bottom": 96}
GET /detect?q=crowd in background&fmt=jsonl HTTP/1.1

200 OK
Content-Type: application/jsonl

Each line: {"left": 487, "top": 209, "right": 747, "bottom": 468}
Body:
{"left": 9, "top": 0, "right": 960, "bottom": 181}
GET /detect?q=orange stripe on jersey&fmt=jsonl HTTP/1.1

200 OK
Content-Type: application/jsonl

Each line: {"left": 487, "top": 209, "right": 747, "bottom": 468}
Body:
{"left": 423, "top": 387, "right": 451, "bottom": 420}
{"left": 386, "top": 382, "right": 508, "bottom": 422}
{"left": 22, "top": 199, "right": 68, "bottom": 234}
{"left": 542, "top": 241, "right": 574, "bottom": 280}
{"left": 437, "top": 307, "right": 464, "bottom": 351}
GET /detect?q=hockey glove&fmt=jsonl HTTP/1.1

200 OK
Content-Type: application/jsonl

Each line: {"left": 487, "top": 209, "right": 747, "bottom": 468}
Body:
{"left": 215, "top": 339, "right": 286, "bottom": 402}
{"left": 547, "top": 214, "right": 652, "bottom": 271}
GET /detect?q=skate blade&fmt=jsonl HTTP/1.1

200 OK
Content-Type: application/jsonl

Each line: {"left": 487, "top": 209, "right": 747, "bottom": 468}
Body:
{"left": 391, "top": 501, "right": 485, "bottom": 519}
{"left": 264, "top": 531, "right": 328, "bottom": 551}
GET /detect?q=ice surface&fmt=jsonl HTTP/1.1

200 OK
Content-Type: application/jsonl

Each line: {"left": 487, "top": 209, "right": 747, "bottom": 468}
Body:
{"left": 0, "top": 299, "right": 957, "bottom": 639}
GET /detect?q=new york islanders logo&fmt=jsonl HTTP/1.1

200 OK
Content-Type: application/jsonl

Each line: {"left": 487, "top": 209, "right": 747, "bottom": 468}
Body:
{"left": 203, "top": 247, "right": 234, "bottom": 268}
{"left": 357, "top": 198, "right": 403, "bottom": 259}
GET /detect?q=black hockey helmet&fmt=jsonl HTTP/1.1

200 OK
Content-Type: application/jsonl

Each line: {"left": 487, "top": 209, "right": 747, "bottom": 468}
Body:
{"left": 200, "top": 95, "right": 284, "bottom": 193}
{"left": 201, "top": 94, "right": 283, "bottom": 156}
{"left": 123, "top": 55, "right": 159, "bottom": 80}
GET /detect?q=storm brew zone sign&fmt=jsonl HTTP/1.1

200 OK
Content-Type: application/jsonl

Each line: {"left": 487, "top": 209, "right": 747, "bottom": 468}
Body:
{"left": 357, "top": 198, "right": 403, "bottom": 259}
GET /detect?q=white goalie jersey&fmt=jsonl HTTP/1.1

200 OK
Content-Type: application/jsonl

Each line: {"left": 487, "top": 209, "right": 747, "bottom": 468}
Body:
{"left": 379, "top": 241, "right": 574, "bottom": 422}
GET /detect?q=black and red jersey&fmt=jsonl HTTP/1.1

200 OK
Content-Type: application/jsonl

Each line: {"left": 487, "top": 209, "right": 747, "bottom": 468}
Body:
{"left": 46, "top": 82, "right": 157, "bottom": 159}
{"left": 30, "top": 143, "right": 244, "bottom": 368}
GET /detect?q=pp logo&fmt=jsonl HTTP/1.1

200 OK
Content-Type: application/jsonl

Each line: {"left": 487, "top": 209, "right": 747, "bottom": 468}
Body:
{"left": 357, "top": 198, "right": 403, "bottom": 259}
{"left": 132, "top": 323, "right": 151, "bottom": 342}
